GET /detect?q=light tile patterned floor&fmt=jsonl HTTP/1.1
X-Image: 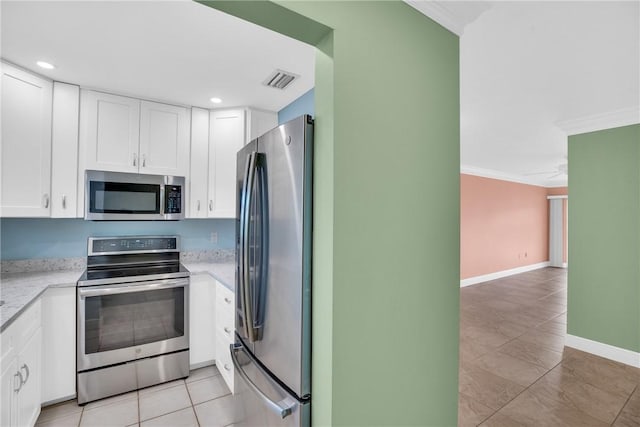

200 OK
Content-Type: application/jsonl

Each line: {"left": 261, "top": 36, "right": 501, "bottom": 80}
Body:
{"left": 459, "top": 267, "right": 640, "bottom": 426}
{"left": 38, "top": 267, "right": 640, "bottom": 426}
{"left": 36, "top": 366, "right": 233, "bottom": 427}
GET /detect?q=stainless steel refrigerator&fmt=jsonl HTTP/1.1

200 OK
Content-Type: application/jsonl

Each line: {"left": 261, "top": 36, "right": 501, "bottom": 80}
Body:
{"left": 231, "top": 115, "right": 313, "bottom": 426}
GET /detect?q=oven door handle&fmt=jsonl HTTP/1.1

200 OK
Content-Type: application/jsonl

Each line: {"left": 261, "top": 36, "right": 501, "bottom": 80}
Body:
{"left": 78, "top": 278, "right": 189, "bottom": 298}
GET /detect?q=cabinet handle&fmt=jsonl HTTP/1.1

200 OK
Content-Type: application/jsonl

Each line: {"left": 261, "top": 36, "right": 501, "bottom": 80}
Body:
{"left": 20, "top": 364, "right": 30, "bottom": 384}
{"left": 43, "top": 194, "right": 50, "bottom": 208}
{"left": 13, "top": 371, "right": 23, "bottom": 393}
{"left": 197, "top": 200, "right": 200, "bottom": 211}
{"left": 209, "top": 200, "right": 213, "bottom": 211}
{"left": 224, "top": 297, "right": 231, "bottom": 304}
{"left": 224, "top": 327, "right": 231, "bottom": 334}
{"left": 224, "top": 364, "right": 231, "bottom": 371}
{"left": 142, "top": 154, "right": 146, "bottom": 167}
{"left": 133, "top": 153, "right": 137, "bottom": 167}
{"left": 62, "top": 195, "right": 67, "bottom": 209}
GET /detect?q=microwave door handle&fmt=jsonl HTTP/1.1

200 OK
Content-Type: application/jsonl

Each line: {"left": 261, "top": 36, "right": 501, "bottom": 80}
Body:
{"left": 159, "top": 184, "right": 165, "bottom": 215}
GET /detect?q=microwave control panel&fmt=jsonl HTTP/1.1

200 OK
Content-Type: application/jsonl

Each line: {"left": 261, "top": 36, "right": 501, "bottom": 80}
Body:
{"left": 165, "top": 185, "right": 182, "bottom": 214}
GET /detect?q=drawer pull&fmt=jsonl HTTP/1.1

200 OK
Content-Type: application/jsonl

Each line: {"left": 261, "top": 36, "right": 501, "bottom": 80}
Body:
{"left": 224, "top": 327, "right": 231, "bottom": 334}
{"left": 20, "top": 364, "right": 30, "bottom": 384}
{"left": 224, "top": 297, "right": 231, "bottom": 304}
{"left": 13, "top": 371, "right": 23, "bottom": 393}
{"left": 224, "top": 364, "right": 231, "bottom": 371}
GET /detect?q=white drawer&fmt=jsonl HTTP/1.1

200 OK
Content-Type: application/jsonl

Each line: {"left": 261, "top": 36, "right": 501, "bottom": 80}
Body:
{"left": 1, "top": 300, "right": 41, "bottom": 361}
{"left": 216, "top": 336, "right": 234, "bottom": 393}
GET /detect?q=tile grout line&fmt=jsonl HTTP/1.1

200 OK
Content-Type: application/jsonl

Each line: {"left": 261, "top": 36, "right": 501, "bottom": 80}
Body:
{"left": 475, "top": 356, "right": 564, "bottom": 425}
{"left": 184, "top": 376, "right": 201, "bottom": 427}
{"left": 609, "top": 384, "right": 636, "bottom": 426}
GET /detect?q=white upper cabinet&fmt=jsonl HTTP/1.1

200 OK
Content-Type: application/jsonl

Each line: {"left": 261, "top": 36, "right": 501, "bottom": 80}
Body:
{"left": 245, "top": 108, "right": 278, "bottom": 143}
{"left": 51, "top": 82, "right": 80, "bottom": 218}
{"left": 208, "top": 109, "right": 246, "bottom": 218}
{"left": 1, "top": 62, "right": 52, "bottom": 217}
{"left": 188, "top": 108, "right": 210, "bottom": 218}
{"left": 81, "top": 90, "right": 140, "bottom": 173}
{"left": 80, "top": 91, "right": 189, "bottom": 177}
{"left": 139, "top": 100, "right": 189, "bottom": 176}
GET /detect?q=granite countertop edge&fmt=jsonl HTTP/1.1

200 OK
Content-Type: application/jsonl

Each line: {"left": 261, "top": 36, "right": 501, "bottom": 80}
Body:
{"left": 1, "top": 262, "right": 235, "bottom": 333}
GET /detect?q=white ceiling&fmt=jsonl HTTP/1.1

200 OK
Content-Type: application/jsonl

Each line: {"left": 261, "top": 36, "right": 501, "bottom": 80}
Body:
{"left": 410, "top": 0, "right": 640, "bottom": 187}
{"left": 0, "top": 1, "right": 315, "bottom": 112}
{"left": 2, "top": 1, "right": 638, "bottom": 188}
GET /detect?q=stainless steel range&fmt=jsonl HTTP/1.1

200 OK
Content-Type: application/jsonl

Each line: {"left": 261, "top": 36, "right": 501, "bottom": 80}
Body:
{"left": 76, "top": 236, "right": 190, "bottom": 404}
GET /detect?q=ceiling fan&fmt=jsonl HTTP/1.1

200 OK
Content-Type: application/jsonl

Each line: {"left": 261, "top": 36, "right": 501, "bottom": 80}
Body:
{"left": 525, "top": 163, "right": 568, "bottom": 179}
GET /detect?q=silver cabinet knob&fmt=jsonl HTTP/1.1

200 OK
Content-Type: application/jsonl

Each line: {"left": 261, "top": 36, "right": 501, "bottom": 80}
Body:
{"left": 209, "top": 200, "right": 213, "bottom": 211}
{"left": 224, "top": 327, "right": 231, "bottom": 334}
{"left": 224, "top": 364, "right": 231, "bottom": 371}
{"left": 20, "top": 364, "right": 29, "bottom": 384}
{"left": 142, "top": 154, "right": 146, "bottom": 167}
{"left": 133, "top": 153, "right": 137, "bottom": 166}
{"left": 197, "top": 200, "right": 201, "bottom": 211}
{"left": 13, "top": 371, "right": 23, "bottom": 393}
{"left": 62, "top": 195, "right": 67, "bottom": 209}
{"left": 224, "top": 297, "right": 231, "bottom": 304}
{"left": 43, "top": 194, "right": 50, "bottom": 208}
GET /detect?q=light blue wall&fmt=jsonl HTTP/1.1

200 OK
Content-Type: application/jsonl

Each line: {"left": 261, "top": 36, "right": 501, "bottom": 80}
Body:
{"left": 278, "top": 89, "right": 315, "bottom": 125}
{"left": 0, "top": 218, "right": 235, "bottom": 260}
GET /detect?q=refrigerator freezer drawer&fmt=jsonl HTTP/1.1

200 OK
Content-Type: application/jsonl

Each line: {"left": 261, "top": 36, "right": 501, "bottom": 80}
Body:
{"left": 232, "top": 343, "right": 310, "bottom": 427}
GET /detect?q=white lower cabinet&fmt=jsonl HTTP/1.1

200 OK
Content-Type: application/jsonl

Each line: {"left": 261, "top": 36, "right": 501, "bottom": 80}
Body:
{"left": 189, "top": 274, "right": 217, "bottom": 368}
{"left": 215, "top": 281, "right": 235, "bottom": 393}
{"left": 41, "top": 287, "right": 76, "bottom": 403}
{"left": 0, "top": 300, "right": 42, "bottom": 427}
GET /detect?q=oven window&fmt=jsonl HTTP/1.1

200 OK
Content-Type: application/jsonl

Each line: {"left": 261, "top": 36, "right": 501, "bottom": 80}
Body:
{"left": 89, "top": 181, "right": 160, "bottom": 214}
{"left": 84, "top": 288, "right": 185, "bottom": 354}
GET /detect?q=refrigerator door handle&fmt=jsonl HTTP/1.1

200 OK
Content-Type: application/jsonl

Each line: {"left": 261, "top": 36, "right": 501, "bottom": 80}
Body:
{"left": 253, "top": 156, "right": 268, "bottom": 335}
{"left": 241, "top": 151, "right": 259, "bottom": 342}
{"left": 231, "top": 343, "right": 298, "bottom": 419}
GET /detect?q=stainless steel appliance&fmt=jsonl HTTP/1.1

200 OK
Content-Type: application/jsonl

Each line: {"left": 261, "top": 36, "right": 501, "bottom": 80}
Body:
{"left": 232, "top": 115, "right": 313, "bottom": 426}
{"left": 76, "top": 236, "right": 190, "bottom": 404}
{"left": 84, "top": 170, "right": 185, "bottom": 220}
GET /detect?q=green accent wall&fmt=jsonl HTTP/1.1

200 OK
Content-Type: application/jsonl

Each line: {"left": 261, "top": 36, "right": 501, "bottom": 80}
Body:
{"left": 201, "top": 2, "right": 460, "bottom": 425}
{"left": 568, "top": 124, "right": 640, "bottom": 353}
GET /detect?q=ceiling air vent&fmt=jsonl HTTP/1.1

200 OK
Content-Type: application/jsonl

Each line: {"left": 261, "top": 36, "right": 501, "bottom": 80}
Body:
{"left": 263, "top": 69, "right": 298, "bottom": 90}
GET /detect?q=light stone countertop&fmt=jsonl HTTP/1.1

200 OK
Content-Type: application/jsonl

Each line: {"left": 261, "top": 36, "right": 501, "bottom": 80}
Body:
{"left": 0, "top": 262, "right": 235, "bottom": 333}
{"left": 185, "top": 262, "right": 235, "bottom": 292}
{"left": 0, "top": 269, "right": 83, "bottom": 332}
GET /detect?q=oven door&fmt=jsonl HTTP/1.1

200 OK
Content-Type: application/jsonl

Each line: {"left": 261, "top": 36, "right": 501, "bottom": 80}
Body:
{"left": 77, "top": 278, "right": 189, "bottom": 372}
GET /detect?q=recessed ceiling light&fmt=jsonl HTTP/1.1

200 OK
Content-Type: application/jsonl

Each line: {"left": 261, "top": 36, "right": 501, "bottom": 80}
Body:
{"left": 210, "top": 97, "right": 222, "bottom": 104}
{"left": 36, "top": 61, "right": 55, "bottom": 70}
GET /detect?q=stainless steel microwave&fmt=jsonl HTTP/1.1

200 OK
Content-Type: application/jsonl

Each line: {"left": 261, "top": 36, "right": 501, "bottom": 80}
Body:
{"left": 85, "top": 170, "right": 185, "bottom": 220}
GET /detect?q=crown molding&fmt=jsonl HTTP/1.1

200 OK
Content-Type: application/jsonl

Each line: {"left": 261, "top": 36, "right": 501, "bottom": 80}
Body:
{"left": 556, "top": 106, "right": 640, "bottom": 136}
{"left": 406, "top": 1, "right": 465, "bottom": 35}
{"left": 461, "top": 165, "right": 567, "bottom": 188}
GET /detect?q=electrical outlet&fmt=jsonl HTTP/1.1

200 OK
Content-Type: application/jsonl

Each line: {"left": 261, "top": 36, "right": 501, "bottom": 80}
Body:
{"left": 210, "top": 232, "right": 218, "bottom": 244}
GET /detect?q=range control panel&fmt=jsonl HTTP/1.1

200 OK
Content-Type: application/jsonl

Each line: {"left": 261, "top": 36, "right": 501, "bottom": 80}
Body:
{"left": 89, "top": 236, "right": 178, "bottom": 255}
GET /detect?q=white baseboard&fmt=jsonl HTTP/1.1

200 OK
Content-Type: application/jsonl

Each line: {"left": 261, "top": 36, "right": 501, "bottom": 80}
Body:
{"left": 565, "top": 334, "right": 640, "bottom": 368}
{"left": 460, "top": 261, "right": 550, "bottom": 287}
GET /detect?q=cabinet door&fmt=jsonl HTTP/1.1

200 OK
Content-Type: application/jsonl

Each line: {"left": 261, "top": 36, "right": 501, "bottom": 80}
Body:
{"left": 51, "top": 82, "right": 80, "bottom": 218}
{"left": 1, "top": 62, "right": 52, "bottom": 217}
{"left": 81, "top": 90, "right": 140, "bottom": 173}
{"left": 139, "top": 101, "right": 189, "bottom": 176}
{"left": 189, "top": 274, "right": 216, "bottom": 368}
{"left": 188, "top": 108, "right": 209, "bottom": 218}
{"left": 246, "top": 108, "right": 277, "bottom": 143}
{"left": 1, "top": 356, "right": 18, "bottom": 427}
{"left": 16, "top": 328, "right": 41, "bottom": 427}
{"left": 41, "top": 287, "right": 76, "bottom": 403}
{"left": 208, "top": 109, "right": 245, "bottom": 218}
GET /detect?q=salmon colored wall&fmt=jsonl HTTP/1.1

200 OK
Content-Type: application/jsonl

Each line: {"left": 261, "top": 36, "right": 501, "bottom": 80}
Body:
{"left": 461, "top": 174, "right": 550, "bottom": 279}
{"left": 547, "top": 187, "right": 568, "bottom": 263}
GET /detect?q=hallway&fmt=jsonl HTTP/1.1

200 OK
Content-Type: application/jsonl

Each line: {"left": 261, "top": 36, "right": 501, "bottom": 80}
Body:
{"left": 459, "top": 268, "right": 640, "bottom": 426}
